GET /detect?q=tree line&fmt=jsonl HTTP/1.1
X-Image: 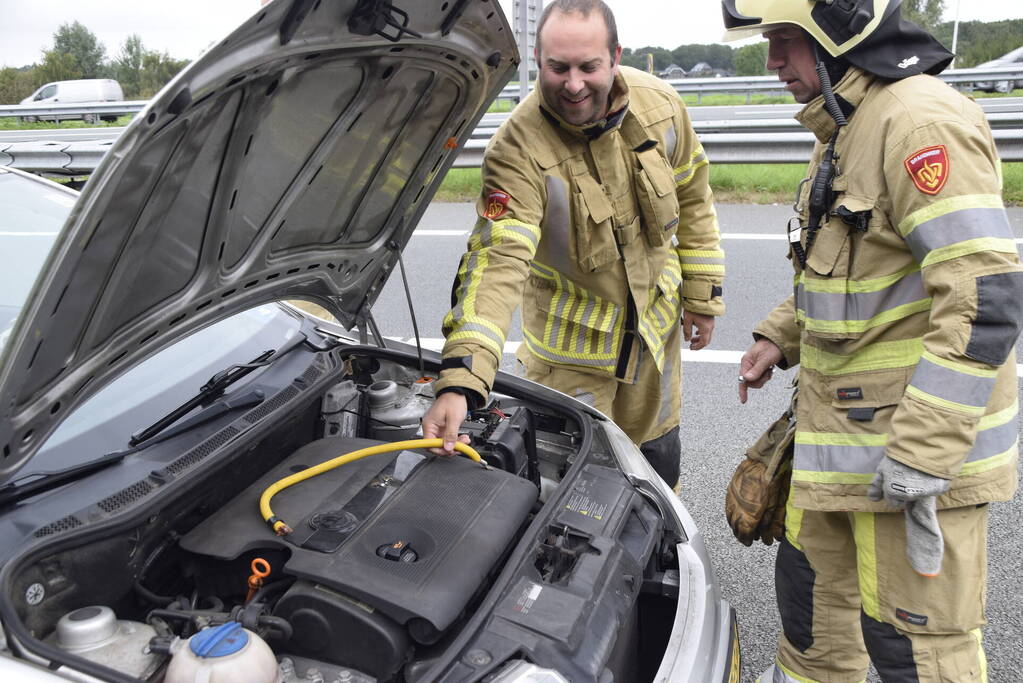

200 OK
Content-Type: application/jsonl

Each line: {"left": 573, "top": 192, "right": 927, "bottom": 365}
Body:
{"left": 621, "top": 8, "right": 1023, "bottom": 77}
{"left": 2, "top": 6, "right": 1020, "bottom": 105}
{"left": 0, "top": 21, "right": 189, "bottom": 104}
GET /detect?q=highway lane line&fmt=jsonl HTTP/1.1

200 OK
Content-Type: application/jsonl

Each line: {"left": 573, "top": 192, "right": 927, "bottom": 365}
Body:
{"left": 386, "top": 337, "right": 1023, "bottom": 374}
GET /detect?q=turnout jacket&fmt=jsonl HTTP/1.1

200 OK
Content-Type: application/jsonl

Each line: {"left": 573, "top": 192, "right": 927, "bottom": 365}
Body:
{"left": 435, "top": 66, "right": 724, "bottom": 401}
{"left": 755, "top": 68, "right": 1022, "bottom": 511}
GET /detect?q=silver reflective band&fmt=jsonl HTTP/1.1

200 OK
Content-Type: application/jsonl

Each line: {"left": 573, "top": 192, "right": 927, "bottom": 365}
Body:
{"left": 909, "top": 355, "right": 997, "bottom": 410}
{"left": 797, "top": 270, "right": 927, "bottom": 323}
{"left": 904, "top": 207, "right": 1013, "bottom": 263}
{"left": 794, "top": 442, "right": 884, "bottom": 475}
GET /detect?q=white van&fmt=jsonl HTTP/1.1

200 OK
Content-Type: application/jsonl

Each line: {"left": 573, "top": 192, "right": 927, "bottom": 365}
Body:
{"left": 19, "top": 79, "right": 125, "bottom": 123}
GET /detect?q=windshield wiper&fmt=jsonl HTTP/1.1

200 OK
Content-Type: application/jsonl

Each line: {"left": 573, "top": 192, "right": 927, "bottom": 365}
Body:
{"left": 129, "top": 332, "right": 307, "bottom": 446}
{"left": 0, "top": 335, "right": 308, "bottom": 509}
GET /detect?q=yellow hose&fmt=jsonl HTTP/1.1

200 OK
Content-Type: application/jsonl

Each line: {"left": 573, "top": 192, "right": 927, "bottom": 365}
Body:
{"left": 259, "top": 438, "right": 483, "bottom": 535}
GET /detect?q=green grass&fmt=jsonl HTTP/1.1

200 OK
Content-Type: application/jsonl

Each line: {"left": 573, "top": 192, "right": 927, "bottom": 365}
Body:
{"left": 680, "top": 92, "right": 795, "bottom": 106}
{"left": 1003, "top": 163, "right": 1023, "bottom": 205}
{"left": 0, "top": 114, "right": 135, "bottom": 130}
{"left": 435, "top": 163, "right": 1023, "bottom": 206}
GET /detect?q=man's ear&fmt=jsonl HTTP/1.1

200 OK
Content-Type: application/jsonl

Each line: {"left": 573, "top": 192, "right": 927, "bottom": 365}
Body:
{"left": 534, "top": 46, "right": 541, "bottom": 68}
{"left": 611, "top": 44, "right": 622, "bottom": 72}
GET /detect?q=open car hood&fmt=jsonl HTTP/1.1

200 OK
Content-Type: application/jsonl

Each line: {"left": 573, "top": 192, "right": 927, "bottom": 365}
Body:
{"left": 0, "top": 0, "right": 516, "bottom": 479}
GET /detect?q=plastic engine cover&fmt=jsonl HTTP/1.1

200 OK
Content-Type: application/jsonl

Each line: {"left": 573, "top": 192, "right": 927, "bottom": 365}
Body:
{"left": 181, "top": 437, "right": 538, "bottom": 638}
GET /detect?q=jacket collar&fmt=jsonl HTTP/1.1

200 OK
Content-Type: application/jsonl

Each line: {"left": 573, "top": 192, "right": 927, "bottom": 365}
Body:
{"left": 538, "top": 69, "right": 630, "bottom": 141}
{"left": 795, "top": 67, "right": 876, "bottom": 143}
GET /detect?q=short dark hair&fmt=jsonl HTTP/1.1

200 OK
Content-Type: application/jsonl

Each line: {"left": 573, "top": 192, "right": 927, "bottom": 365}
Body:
{"left": 536, "top": 0, "right": 619, "bottom": 59}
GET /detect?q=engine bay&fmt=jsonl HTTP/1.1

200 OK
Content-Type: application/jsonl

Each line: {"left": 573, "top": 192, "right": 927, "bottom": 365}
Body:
{"left": 0, "top": 347, "right": 684, "bottom": 683}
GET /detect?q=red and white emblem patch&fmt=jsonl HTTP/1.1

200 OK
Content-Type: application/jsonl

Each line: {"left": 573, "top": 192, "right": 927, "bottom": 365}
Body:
{"left": 903, "top": 145, "right": 949, "bottom": 195}
{"left": 483, "top": 190, "right": 511, "bottom": 219}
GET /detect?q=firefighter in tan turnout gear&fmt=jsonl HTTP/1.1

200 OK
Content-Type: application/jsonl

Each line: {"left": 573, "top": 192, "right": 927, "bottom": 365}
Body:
{"left": 422, "top": 0, "right": 725, "bottom": 488}
{"left": 723, "top": 0, "right": 1023, "bottom": 681}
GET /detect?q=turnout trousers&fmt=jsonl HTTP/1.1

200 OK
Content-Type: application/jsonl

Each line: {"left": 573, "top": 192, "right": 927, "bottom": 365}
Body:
{"left": 520, "top": 326, "right": 682, "bottom": 486}
{"left": 761, "top": 494, "right": 990, "bottom": 683}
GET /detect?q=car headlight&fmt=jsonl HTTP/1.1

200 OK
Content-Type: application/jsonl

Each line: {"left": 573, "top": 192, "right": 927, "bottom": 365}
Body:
{"left": 488, "top": 661, "right": 569, "bottom": 682}
{"left": 599, "top": 419, "right": 658, "bottom": 481}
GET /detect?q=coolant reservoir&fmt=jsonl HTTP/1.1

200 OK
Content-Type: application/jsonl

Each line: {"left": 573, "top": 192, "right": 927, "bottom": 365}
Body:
{"left": 165, "top": 621, "right": 280, "bottom": 683}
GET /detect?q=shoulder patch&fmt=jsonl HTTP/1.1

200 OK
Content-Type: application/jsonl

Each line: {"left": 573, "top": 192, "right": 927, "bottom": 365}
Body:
{"left": 483, "top": 190, "right": 511, "bottom": 219}
{"left": 903, "top": 145, "right": 949, "bottom": 195}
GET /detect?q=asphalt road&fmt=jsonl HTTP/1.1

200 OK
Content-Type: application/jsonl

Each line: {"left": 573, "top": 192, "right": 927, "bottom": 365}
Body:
{"left": 377, "top": 202, "right": 1023, "bottom": 682}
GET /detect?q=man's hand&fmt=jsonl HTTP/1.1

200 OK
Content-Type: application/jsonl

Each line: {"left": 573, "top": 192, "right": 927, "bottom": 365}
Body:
{"left": 867, "top": 455, "right": 950, "bottom": 577}
{"left": 421, "top": 391, "right": 471, "bottom": 455}
{"left": 738, "top": 338, "right": 783, "bottom": 403}
{"left": 682, "top": 311, "right": 715, "bottom": 351}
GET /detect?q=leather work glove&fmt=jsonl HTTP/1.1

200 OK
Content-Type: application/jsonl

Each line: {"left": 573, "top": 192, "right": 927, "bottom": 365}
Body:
{"left": 726, "top": 457, "right": 792, "bottom": 546}
{"left": 867, "top": 456, "right": 951, "bottom": 578}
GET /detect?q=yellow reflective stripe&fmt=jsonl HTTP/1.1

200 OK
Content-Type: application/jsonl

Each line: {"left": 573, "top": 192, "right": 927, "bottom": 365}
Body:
{"left": 797, "top": 264, "right": 920, "bottom": 294}
{"left": 677, "top": 248, "right": 725, "bottom": 259}
{"left": 960, "top": 442, "right": 1018, "bottom": 476}
{"left": 897, "top": 194, "right": 1004, "bottom": 236}
{"left": 795, "top": 431, "right": 888, "bottom": 447}
{"left": 446, "top": 330, "right": 502, "bottom": 356}
{"left": 905, "top": 384, "right": 987, "bottom": 416}
{"left": 776, "top": 658, "right": 824, "bottom": 683}
{"left": 800, "top": 338, "right": 923, "bottom": 375}
{"left": 792, "top": 470, "right": 875, "bottom": 484}
{"left": 920, "top": 350, "right": 998, "bottom": 378}
{"left": 522, "top": 329, "right": 618, "bottom": 366}
{"left": 783, "top": 493, "right": 804, "bottom": 550}
{"left": 970, "top": 629, "right": 988, "bottom": 683}
{"left": 978, "top": 400, "right": 1019, "bottom": 430}
{"left": 680, "top": 263, "right": 726, "bottom": 274}
{"left": 852, "top": 512, "right": 880, "bottom": 620}
{"left": 921, "top": 237, "right": 1018, "bottom": 268}
{"left": 674, "top": 147, "right": 709, "bottom": 188}
{"left": 798, "top": 299, "right": 932, "bottom": 334}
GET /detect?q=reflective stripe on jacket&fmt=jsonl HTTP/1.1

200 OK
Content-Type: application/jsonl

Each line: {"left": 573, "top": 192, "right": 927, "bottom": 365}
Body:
{"left": 436, "top": 66, "right": 724, "bottom": 399}
{"left": 755, "top": 68, "right": 1022, "bottom": 511}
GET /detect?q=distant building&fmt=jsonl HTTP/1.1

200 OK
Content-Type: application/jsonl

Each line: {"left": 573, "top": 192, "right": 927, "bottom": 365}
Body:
{"left": 659, "top": 63, "right": 686, "bottom": 79}
{"left": 687, "top": 62, "right": 733, "bottom": 78}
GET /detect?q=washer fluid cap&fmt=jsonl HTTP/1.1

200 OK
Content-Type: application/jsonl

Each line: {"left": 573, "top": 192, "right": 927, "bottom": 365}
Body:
{"left": 189, "top": 622, "right": 248, "bottom": 658}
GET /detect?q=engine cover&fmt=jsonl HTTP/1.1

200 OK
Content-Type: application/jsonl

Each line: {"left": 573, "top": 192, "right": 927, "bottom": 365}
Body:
{"left": 181, "top": 437, "right": 537, "bottom": 635}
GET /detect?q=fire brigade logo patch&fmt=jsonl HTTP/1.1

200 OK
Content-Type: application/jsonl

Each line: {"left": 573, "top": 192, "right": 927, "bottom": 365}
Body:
{"left": 483, "top": 190, "right": 511, "bottom": 219}
{"left": 903, "top": 145, "right": 949, "bottom": 195}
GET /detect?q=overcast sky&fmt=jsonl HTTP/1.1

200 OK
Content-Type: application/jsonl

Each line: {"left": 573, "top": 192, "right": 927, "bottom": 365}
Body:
{"left": 1, "top": 0, "right": 1021, "bottom": 68}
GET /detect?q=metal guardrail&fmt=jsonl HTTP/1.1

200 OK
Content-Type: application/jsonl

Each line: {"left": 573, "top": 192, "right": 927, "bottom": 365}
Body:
{"left": 495, "top": 65, "right": 1023, "bottom": 102}
{"left": 2, "top": 66, "right": 1020, "bottom": 119}
{"left": 0, "top": 101, "right": 148, "bottom": 120}
{"left": 3, "top": 96, "right": 1022, "bottom": 173}
{"left": 5, "top": 127, "right": 1020, "bottom": 174}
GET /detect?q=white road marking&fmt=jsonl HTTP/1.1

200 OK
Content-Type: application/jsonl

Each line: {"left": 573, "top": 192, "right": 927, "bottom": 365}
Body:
{"left": 387, "top": 337, "right": 1023, "bottom": 374}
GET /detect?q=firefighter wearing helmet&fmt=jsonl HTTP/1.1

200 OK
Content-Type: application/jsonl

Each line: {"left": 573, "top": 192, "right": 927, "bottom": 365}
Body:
{"left": 722, "top": 0, "right": 1023, "bottom": 681}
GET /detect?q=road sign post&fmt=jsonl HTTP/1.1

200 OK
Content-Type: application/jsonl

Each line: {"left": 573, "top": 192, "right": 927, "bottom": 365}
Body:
{"left": 513, "top": 0, "right": 543, "bottom": 103}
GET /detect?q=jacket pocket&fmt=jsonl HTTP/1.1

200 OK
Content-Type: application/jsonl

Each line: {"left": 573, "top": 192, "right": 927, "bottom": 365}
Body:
{"left": 573, "top": 175, "right": 619, "bottom": 273}
{"left": 805, "top": 218, "right": 851, "bottom": 278}
{"left": 634, "top": 148, "right": 680, "bottom": 247}
{"left": 524, "top": 269, "right": 623, "bottom": 370}
{"left": 826, "top": 367, "right": 910, "bottom": 424}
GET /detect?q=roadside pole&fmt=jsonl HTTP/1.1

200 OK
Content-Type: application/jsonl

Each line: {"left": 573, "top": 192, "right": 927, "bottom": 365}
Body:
{"left": 513, "top": 0, "right": 543, "bottom": 103}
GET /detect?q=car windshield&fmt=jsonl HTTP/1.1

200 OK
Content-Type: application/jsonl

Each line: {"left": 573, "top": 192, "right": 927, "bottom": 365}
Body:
{"left": 0, "top": 171, "right": 76, "bottom": 351}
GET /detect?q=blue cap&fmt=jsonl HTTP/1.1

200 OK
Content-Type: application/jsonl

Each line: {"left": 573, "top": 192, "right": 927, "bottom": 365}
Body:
{"left": 189, "top": 622, "right": 249, "bottom": 658}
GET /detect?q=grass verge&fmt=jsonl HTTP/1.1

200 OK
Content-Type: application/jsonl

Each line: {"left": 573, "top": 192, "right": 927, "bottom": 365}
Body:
{"left": 436, "top": 163, "right": 1023, "bottom": 206}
